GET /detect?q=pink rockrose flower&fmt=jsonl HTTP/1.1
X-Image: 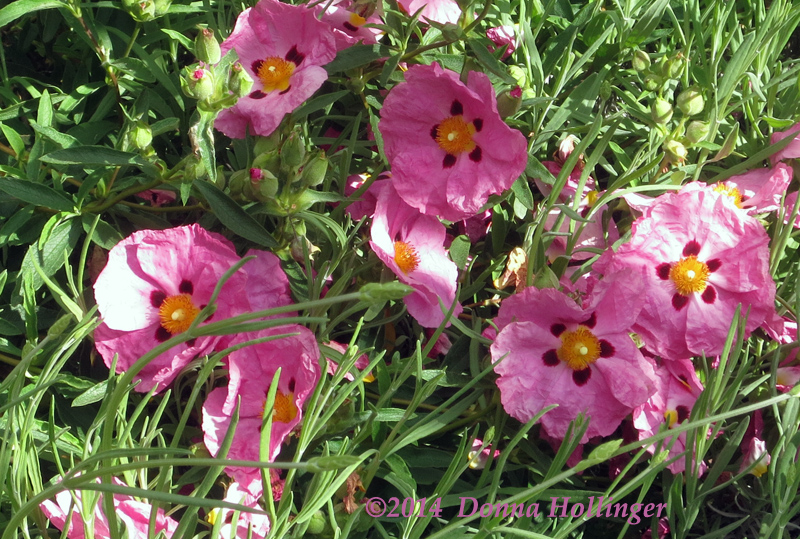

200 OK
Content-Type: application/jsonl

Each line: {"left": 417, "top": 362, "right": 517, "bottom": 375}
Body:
{"left": 782, "top": 191, "right": 800, "bottom": 228}
{"left": 738, "top": 410, "right": 770, "bottom": 477}
{"left": 40, "top": 477, "right": 178, "bottom": 539}
{"left": 486, "top": 25, "right": 517, "bottom": 59}
{"left": 491, "top": 272, "right": 657, "bottom": 443}
{"left": 314, "top": 0, "right": 383, "bottom": 51}
{"left": 344, "top": 173, "right": 391, "bottom": 220}
{"left": 632, "top": 358, "right": 707, "bottom": 474}
{"left": 712, "top": 163, "right": 792, "bottom": 215}
{"left": 457, "top": 208, "right": 492, "bottom": 242}
{"left": 641, "top": 517, "right": 670, "bottom": 539}
{"left": 532, "top": 137, "right": 596, "bottom": 201}
{"left": 467, "top": 438, "right": 501, "bottom": 470}
{"left": 215, "top": 0, "right": 337, "bottom": 138}
{"left": 597, "top": 185, "right": 775, "bottom": 359}
{"left": 776, "top": 366, "right": 800, "bottom": 392}
{"left": 202, "top": 326, "right": 320, "bottom": 491}
{"left": 379, "top": 62, "right": 528, "bottom": 222}
{"left": 370, "top": 180, "right": 463, "bottom": 327}
{"left": 207, "top": 481, "right": 271, "bottom": 538}
{"left": 135, "top": 188, "right": 177, "bottom": 207}
{"left": 397, "top": 0, "right": 461, "bottom": 25}
{"left": 323, "top": 340, "right": 373, "bottom": 382}
{"left": 770, "top": 122, "right": 800, "bottom": 165}
{"left": 93, "top": 225, "right": 291, "bottom": 393}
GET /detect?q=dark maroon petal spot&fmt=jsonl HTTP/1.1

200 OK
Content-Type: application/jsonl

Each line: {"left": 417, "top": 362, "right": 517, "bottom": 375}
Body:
{"left": 676, "top": 405, "right": 690, "bottom": 423}
{"left": 450, "top": 99, "right": 463, "bottom": 116}
{"left": 252, "top": 59, "right": 264, "bottom": 73}
{"left": 672, "top": 293, "right": 689, "bottom": 311}
{"left": 249, "top": 90, "right": 267, "bottom": 99}
{"left": 656, "top": 263, "right": 672, "bottom": 280}
{"left": 279, "top": 86, "right": 292, "bottom": 95}
{"left": 701, "top": 285, "right": 716, "bottom": 304}
{"left": 150, "top": 291, "right": 167, "bottom": 308}
{"left": 580, "top": 206, "right": 590, "bottom": 218}
{"left": 678, "top": 375, "right": 688, "bottom": 384}
{"left": 740, "top": 195, "right": 750, "bottom": 203}
{"left": 443, "top": 154, "right": 457, "bottom": 168}
{"left": 599, "top": 340, "right": 615, "bottom": 358}
{"left": 151, "top": 193, "right": 159, "bottom": 203}
{"left": 343, "top": 22, "right": 358, "bottom": 32}
{"left": 682, "top": 240, "right": 701, "bottom": 257}
{"left": 179, "top": 280, "right": 193, "bottom": 295}
{"left": 580, "top": 312, "right": 597, "bottom": 329}
{"left": 573, "top": 368, "right": 592, "bottom": 386}
{"left": 550, "top": 323, "right": 567, "bottom": 337}
{"left": 468, "top": 146, "right": 482, "bottom": 162}
{"left": 200, "top": 304, "right": 213, "bottom": 322}
{"left": 706, "top": 258, "right": 722, "bottom": 272}
{"left": 155, "top": 327, "right": 170, "bottom": 342}
{"left": 288, "top": 378, "right": 296, "bottom": 392}
{"left": 430, "top": 124, "right": 440, "bottom": 140}
{"left": 542, "top": 349, "right": 559, "bottom": 366}
{"left": 186, "top": 338, "right": 197, "bottom": 347}
{"left": 284, "top": 45, "right": 305, "bottom": 66}
{"left": 472, "top": 118, "right": 483, "bottom": 132}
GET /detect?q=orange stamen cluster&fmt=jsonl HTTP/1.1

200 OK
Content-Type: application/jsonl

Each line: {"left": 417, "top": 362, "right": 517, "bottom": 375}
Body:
{"left": 256, "top": 57, "right": 295, "bottom": 93}
{"left": 435, "top": 116, "right": 477, "bottom": 155}
{"left": 669, "top": 256, "right": 710, "bottom": 296}
{"left": 158, "top": 294, "right": 200, "bottom": 334}
{"left": 557, "top": 326, "right": 601, "bottom": 370}
{"left": 394, "top": 241, "right": 420, "bottom": 274}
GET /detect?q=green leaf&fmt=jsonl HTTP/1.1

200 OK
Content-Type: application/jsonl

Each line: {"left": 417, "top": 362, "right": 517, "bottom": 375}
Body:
{"left": 325, "top": 44, "right": 392, "bottom": 73}
{"left": 21, "top": 216, "right": 80, "bottom": 290}
{"left": 0, "top": 177, "right": 73, "bottom": 211}
{"left": 193, "top": 180, "right": 278, "bottom": 248}
{"left": 110, "top": 58, "right": 157, "bottom": 83}
{"left": 294, "top": 90, "right": 350, "bottom": 118}
{"left": 466, "top": 39, "right": 517, "bottom": 84}
{"left": 449, "top": 235, "right": 470, "bottom": 270}
{"left": 81, "top": 214, "right": 123, "bottom": 249}
{"left": 72, "top": 380, "right": 109, "bottom": 407}
{"left": 511, "top": 176, "right": 534, "bottom": 211}
{"left": 161, "top": 28, "right": 195, "bottom": 52}
{"left": 0, "top": 0, "right": 65, "bottom": 30}
{"left": 40, "top": 146, "right": 158, "bottom": 175}
{"left": 31, "top": 121, "right": 79, "bottom": 148}
{"left": 0, "top": 122, "right": 25, "bottom": 157}
{"left": 708, "top": 123, "right": 739, "bottom": 163}
{"left": 626, "top": 0, "right": 669, "bottom": 47}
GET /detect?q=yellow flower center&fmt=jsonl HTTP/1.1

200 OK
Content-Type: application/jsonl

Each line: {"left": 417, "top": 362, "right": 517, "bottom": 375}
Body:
{"left": 586, "top": 190, "right": 600, "bottom": 207}
{"left": 664, "top": 409, "right": 679, "bottom": 428}
{"left": 556, "top": 326, "right": 601, "bottom": 370}
{"left": 435, "top": 116, "right": 477, "bottom": 155}
{"left": 669, "top": 255, "right": 710, "bottom": 296}
{"left": 393, "top": 241, "right": 420, "bottom": 274}
{"left": 158, "top": 294, "right": 200, "bottom": 334}
{"left": 348, "top": 12, "right": 367, "bottom": 26}
{"left": 272, "top": 391, "right": 297, "bottom": 423}
{"left": 713, "top": 183, "right": 743, "bottom": 208}
{"left": 256, "top": 57, "right": 295, "bottom": 93}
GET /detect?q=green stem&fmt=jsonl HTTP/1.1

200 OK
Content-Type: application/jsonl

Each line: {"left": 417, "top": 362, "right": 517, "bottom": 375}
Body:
{"left": 122, "top": 23, "right": 141, "bottom": 59}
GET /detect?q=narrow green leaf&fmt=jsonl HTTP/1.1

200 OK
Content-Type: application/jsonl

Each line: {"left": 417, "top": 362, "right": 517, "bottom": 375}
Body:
{"left": 161, "top": 28, "right": 195, "bottom": 52}
{"left": 193, "top": 180, "right": 278, "bottom": 248}
{"left": 30, "top": 121, "right": 79, "bottom": 148}
{"left": 110, "top": 58, "right": 156, "bottom": 83}
{"left": 449, "top": 235, "right": 471, "bottom": 270}
{"left": 40, "top": 145, "right": 157, "bottom": 175}
{"left": 325, "top": 44, "right": 391, "bottom": 73}
{"left": 0, "top": 177, "right": 73, "bottom": 211}
{"left": 0, "top": 122, "right": 25, "bottom": 157}
{"left": 294, "top": 90, "right": 350, "bottom": 119}
{"left": 466, "top": 39, "right": 517, "bottom": 84}
{"left": 0, "top": 0, "right": 65, "bottom": 30}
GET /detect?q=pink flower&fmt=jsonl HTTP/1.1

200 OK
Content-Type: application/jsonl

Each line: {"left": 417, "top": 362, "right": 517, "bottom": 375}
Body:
{"left": 770, "top": 122, "right": 800, "bottom": 165}
{"left": 457, "top": 209, "right": 492, "bottom": 242}
{"left": 532, "top": 137, "right": 596, "bottom": 201}
{"left": 135, "top": 189, "right": 177, "bottom": 207}
{"left": 323, "top": 340, "right": 373, "bottom": 381}
{"left": 379, "top": 63, "right": 528, "bottom": 221}
{"left": 782, "top": 191, "right": 800, "bottom": 228}
{"left": 40, "top": 477, "right": 177, "bottom": 539}
{"left": 776, "top": 366, "right": 800, "bottom": 392}
{"left": 597, "top": 185, "right": 775, "bottom": 359}
{"left": 207, "top": 481, "right": 271, "bottom": 538}
{"left": 370, "top": 180, "right": 462, "bottom": 327}
{"left": 486, "top": 25, "right": 517, "bottom": 59}
{"left": 93, "top": 225, "right": 290, "bottom": 393}
{"left": 202, "top": 326, "right": 320, "bottom": 491}
{"left": 467, "top": 438, "right": 501, "bottom": 469}
{"left": 738, "top": 410, "right": 770, "bottom": 477}
{"left": 314, "top": 0, "right": 383, "bottom": 51}
{"left": 215, "top": 0, "right": 337, "bottom": 138}
{"left": 632, "top": 358, "right": 706, "bottom": 474}
{"left": 712, "top": 163, "right": 792, "bottom": 214}
{"left": 641, "top": 517, "right": 670, "bottom": 539}
{"left": 544, "top": 193, "right": 619, "bottom": 261}
{"left": 397, "top": 0, "right": 461, "bottom": 24}
{"left": 491, "top": 272, "right": 656, "bottom": 443}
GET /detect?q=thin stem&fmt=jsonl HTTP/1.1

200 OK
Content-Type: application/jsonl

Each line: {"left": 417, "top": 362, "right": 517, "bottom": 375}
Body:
{"left": 117, "top": 201, "right": 205, "bottom": 213}
{"left": 0, "top": 141, "right": 16, "bottom": 158}
{"left": 122, "top": 24, "right": 141, "bottom": 59}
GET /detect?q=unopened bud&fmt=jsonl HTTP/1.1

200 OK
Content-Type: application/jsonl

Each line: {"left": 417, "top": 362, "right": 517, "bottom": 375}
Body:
{"left": 644, "top": 74, "right": 662, "bottom": 92}
{"left": 195, "top": 27, "right": 221, "bottom": 65}
{"left": 664, "top": 139, "right": 688, "bottom": 165}
{"left": 685, "top": 120, "right": 710, "bottom": 144}
{"left": 299, "top": 153, "right": 329, "bottom": 187}
{"left": 496, "top": 87, "right": 523, "bottom": 118}
{"left": 182, "top": 66, "right": 215, "bottom": 101}
{"left": 651, "top": 97, "right": 673, "bottom": 125}
{"left": 281, "top": 130, "right": 306, "bottom": 170}
{"left": 677, "top": 87, "right": 704, "bottom": 117}
{"left": 184, "top": 156, "right": 206, "bottom": 181}
{"left": 252, "top": 149, "right": 280, "bottom": 173}
{"left": 250, "top": 168, "right": 279, "bottom": 201}
{"left": 307, "top": 511, "right": 327, "bottom": 535}
{"left": 122, "top": 0, "right": 155, "bottom": 21}
{"left": 442, "top": 23, "right": 463, "bottom": 41}
{"left": 228, "top": 62, "right": 253, "bottom": 98}
{"left": 153, "top": 0, "right": 171, "bottom": 16}
{"left": 130, "top": 121, "right": 153, "bottom": 151}
{"left": 632, "top": 49, "right": 651, "bottom": 72}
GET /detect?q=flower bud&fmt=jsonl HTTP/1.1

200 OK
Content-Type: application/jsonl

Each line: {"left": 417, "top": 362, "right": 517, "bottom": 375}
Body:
{"left": 194, "top": 27, "right": 221, "bottom": 65}
{"left": 441, "top": 23, "right": 463, "bottom": 41}
{"left": 122, "top": 0, "right": 155, "bottom": 21}
{"left": 496, "top": 87, "right": 523, "bottom": 118}
{"left": 299, "top": 153, "right": 329, "bottom": 188}
{"left": 183, "top": 156, "right": 206, "bottom": 182}
{"left": 651, "top": 97, "right": 673, "bottom": 125}
{"left": 663, "top": 139, "right": 688, "bottom": 165}
{"left": 131, "top": 121, "right": 153, "bottom": 151}
{"left": 228, "top": 169, "right": 249, "bottom": 199}
{"left": 153, "top": 0, "right": 171, "bottom": 16}
{"left": 252, "top": 149, "right": 280, "bottom": 174}
{"left": 685, "top": 120, "right": 710, "bottom": 144}
{"left": 307, "top": 511, "right": 327, "bottom": 535}
{"left": 677, "top": 87, "right": 704, "bottom": 117}
{"left": 182, "top": 66, "right": 215, "bottom": 102}
{"left": 644, "top": 74, "right": 662, "bottom": 91}
{"left": 632, "top": 49, "right": 651, "bottom": 72}
{"left": 250, "top": 168, "right": 279, "bottom": 201}
{"left": 227, "top": 61, "right": 253, "bottom": 98}
{"left": 281, "top": 130, "right": 306, "bottom": 170}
